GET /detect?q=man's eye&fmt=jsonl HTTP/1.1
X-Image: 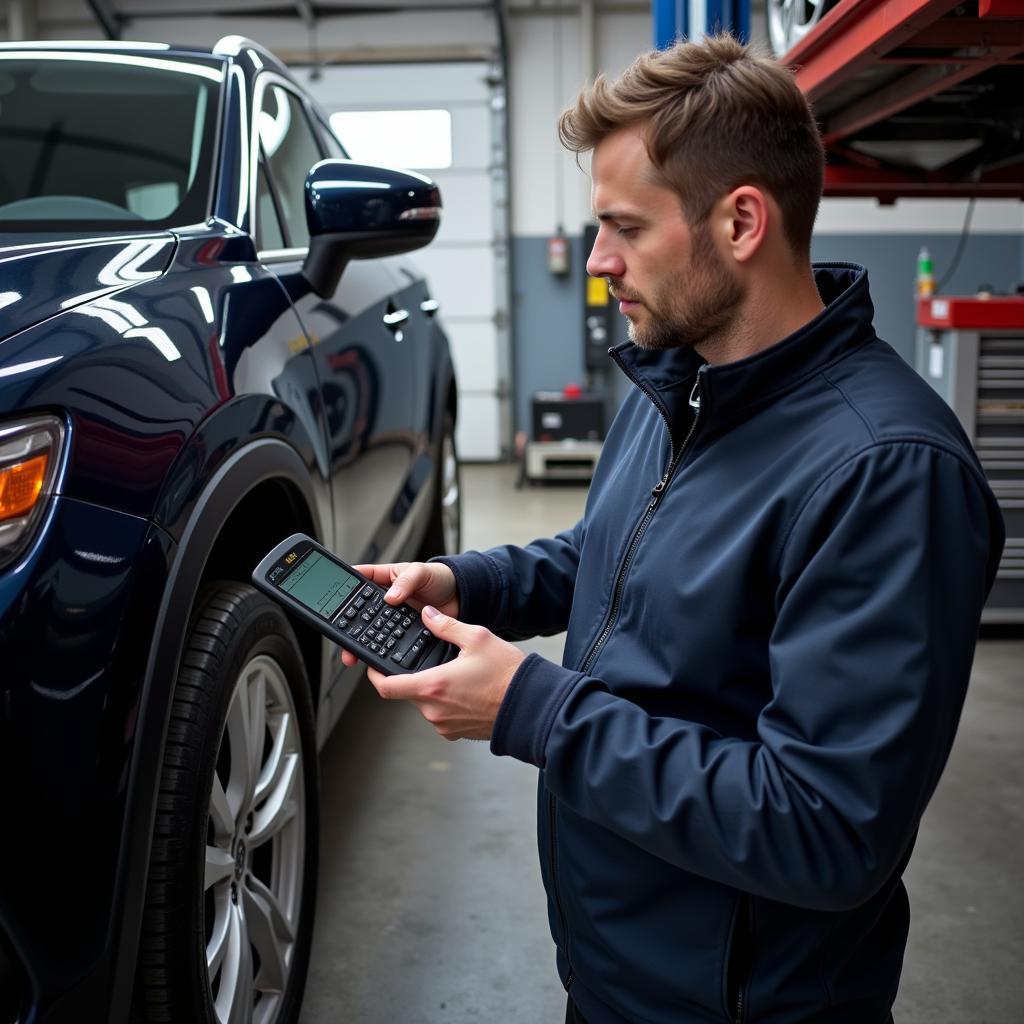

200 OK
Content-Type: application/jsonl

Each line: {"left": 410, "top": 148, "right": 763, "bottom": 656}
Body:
{"left": 617, "top": 227, "right": 637, "bottom": 238}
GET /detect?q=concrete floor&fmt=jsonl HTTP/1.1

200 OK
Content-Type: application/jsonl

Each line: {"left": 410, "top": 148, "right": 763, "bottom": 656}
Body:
{"left": 300, "top": 464, "right": 1023, "bottom": 1024}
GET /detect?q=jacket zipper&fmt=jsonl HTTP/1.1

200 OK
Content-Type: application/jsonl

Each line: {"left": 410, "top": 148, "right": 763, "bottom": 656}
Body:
{"left": 546, "top": 359, "right": 704, "bottom": 990}
{"left": 579, "top": 362, "right": 703, "bottom": 677}
{"left": 729, "top": 894, "right": 753, "bottom": 1024}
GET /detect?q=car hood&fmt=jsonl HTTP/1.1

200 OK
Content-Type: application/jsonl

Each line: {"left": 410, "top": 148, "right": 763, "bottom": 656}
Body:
{"left": 0, "top": 233, "right": 177, "bottom": 344}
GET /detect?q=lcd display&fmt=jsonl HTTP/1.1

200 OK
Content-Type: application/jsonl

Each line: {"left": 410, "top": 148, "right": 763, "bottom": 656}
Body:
{"left": 278, "top": 549, "right": 359, "bottom": 620}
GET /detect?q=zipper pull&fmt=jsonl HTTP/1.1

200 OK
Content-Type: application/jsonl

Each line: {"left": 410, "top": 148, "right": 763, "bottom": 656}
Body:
{"left": 651, "top": 474, "right": 669, "bottom": 497}
{"left": 688, "top": 375, "right": 702, "bottom": 411}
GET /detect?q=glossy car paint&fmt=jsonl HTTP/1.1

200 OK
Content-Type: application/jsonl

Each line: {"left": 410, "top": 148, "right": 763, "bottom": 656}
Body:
{"left": 0, "top": 40, "right": 455, "bottom": 1022}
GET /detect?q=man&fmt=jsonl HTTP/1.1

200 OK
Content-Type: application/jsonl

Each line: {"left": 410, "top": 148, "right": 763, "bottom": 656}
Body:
{"left": 341, "top": 34, "right": 1005, "bottom": 1023}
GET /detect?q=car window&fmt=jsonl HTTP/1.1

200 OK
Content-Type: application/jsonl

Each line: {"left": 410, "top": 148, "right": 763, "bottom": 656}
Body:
{"left": 0, "top": 54, "right": 222, "bottom": 229}
{"left": 316, "top": 113, "right": 347, "bottom": 159}
{"left": 258, "top": 84, "right": 323, "bottom": 250}
{"left": 256, "top": 159, "right": 286, "bottom": 251}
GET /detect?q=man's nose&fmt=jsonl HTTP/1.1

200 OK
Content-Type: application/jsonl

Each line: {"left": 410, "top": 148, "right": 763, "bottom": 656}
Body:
{"left": 586, "top": 235, "right": 624, "bottom": 280}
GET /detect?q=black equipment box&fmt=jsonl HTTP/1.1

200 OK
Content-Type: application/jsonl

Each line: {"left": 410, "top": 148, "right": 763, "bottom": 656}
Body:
{"left": 531, "top": 392, "right": 604, "bottom": 442}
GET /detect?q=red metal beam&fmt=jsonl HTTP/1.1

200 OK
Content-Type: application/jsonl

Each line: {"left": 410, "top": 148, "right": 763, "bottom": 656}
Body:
{"left": 824, "top": 162, "right": 1024, "bottom": 199}
{"left": 822, "top": 42, "right": 1024, "bottom": 143}
{"left": 979, "top": 0, "right": 1024, "bottom": 16}
{"left": 786, "top": 0, "right": 964, "bottom": 100}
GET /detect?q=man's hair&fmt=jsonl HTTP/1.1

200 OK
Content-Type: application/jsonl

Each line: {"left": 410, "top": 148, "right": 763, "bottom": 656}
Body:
{"left": 558, "top": 33, "right": 825, "bottom": 258}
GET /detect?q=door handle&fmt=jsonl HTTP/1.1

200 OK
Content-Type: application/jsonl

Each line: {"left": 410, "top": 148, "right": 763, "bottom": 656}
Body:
{"left": 383, "top": 308, "right": 409, "bottom": 328}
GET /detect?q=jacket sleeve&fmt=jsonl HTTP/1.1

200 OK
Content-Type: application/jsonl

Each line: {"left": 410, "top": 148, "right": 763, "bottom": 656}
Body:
{"left": 433, "top": 518, "right": 584, "bottom": 640}
{"left": 491, "top": 441, "right": 1003, "bottom": 911}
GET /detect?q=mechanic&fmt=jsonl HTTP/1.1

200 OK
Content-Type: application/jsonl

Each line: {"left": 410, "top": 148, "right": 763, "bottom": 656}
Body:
{"left": 341, "top": 33, "right": 1005, "bottom": 1024}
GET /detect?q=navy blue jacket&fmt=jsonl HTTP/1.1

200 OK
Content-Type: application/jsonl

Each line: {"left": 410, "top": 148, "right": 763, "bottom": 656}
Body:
{"left": 441, "top": 265, "right": 1004, "bottom": 1023}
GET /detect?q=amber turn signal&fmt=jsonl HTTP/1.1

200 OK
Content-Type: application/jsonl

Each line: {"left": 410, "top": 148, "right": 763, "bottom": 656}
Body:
{"left": 0, "top": 453, "right": 49, "bottom": 522}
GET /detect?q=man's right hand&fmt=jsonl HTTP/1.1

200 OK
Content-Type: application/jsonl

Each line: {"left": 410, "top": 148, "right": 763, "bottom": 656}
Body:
{"left": 339, "top": 561, "right": 459, "bottom": 669}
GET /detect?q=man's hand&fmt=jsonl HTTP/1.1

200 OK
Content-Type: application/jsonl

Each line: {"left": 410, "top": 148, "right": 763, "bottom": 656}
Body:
{"left": 340, "top": 561, "right": 458, "bottom": 670}
{"left": 364, "top": 605, "right": 525, "bottom": 741}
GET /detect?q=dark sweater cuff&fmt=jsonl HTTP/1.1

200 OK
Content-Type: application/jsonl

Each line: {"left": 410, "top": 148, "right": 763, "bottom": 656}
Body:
{"left": 431, "top": 551, "right": 505, "bottom": 627}
{"left": 490, "top": 652, "right": 584, "bottom": 767}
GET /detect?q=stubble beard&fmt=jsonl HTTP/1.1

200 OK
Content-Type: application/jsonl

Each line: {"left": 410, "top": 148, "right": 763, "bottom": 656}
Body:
{"left": 621, "top": 224, "right": 745, "bottom": 353}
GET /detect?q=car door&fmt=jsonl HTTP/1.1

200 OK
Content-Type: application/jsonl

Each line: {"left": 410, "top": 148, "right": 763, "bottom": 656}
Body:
{"left": 254, "top": 77, "right": 421, "bottom": 563}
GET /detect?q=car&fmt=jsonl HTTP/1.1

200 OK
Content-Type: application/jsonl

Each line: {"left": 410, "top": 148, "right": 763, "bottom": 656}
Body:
{"left": 0, "top": 35, "right": 460, "bottom": 1024}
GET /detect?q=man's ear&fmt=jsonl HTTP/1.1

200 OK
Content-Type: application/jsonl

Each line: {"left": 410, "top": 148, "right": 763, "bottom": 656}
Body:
{"left": 723, "top": 185, "right": 769, "bottom": 264}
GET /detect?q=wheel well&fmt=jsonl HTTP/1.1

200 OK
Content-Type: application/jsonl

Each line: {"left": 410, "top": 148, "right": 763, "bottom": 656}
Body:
{"left": 201, "top": 479, "right": 322, "bottom": 708}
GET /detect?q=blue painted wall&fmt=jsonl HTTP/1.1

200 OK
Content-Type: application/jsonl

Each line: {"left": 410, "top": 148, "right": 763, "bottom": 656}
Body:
{"left": 512, "top": 232, "right": 1024, "bottom": 435}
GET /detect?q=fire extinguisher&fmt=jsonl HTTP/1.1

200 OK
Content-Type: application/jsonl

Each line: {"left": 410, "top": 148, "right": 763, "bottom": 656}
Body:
{"left": 548, "top": 227, "right": 570, "bottom": 276}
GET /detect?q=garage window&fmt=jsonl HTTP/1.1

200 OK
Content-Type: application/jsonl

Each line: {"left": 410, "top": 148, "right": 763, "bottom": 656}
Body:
{"left": 329, "top": 109, "right": 452, "bottom": 170}
{"left": 259, "top": 84, "right": 323, "bottom": 249}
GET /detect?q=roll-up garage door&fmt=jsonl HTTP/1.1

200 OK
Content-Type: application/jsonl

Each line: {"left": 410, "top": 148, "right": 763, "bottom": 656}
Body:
{"left": 304, "top": 61, "right": 510, "bottom": 460}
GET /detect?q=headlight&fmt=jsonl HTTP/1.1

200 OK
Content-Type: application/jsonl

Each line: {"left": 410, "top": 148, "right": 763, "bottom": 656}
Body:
{"left": 0, "top": 415, "right": 65, "bottom": 571}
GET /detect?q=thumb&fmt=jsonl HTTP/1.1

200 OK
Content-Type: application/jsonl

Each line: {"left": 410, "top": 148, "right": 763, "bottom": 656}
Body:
{"left": 420, "top": 605, "right": 481, "bottom": 650}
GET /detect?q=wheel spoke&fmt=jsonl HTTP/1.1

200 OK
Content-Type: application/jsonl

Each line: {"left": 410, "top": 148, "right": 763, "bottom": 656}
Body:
{"left": 248, "top": 754, "right": 299, "bottom": 847}
{"left": 242, "top": 875, "right": 292, "bottom": 994}
{"left": 225, "top": 684, "right": 254, "bottom": 825}
{"left": 246, "top": 667, "right": 268, "bottom": 803}
{"left": 214, "top": 902, "right": 254, "bottom": 1024}
{"left": 207, "top": 892, "right": 232, "bottom": 978}
{"left": 254, "top": 710, "right": 291, "bottom": 807}
{"left": 209, "top": 773, "right": 234, "bottom": 839}
{"left": 205, "top": 845, "right": 235, "bottom": 892}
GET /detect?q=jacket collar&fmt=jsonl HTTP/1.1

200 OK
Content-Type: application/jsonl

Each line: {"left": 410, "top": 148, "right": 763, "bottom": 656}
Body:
{"left": 610, "top": 263, "right": 876, "bottom": 433}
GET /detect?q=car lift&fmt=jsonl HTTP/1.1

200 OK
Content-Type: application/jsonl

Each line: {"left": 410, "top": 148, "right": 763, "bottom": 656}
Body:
{"left": 783, "top": 0, "right": 1024, "bottom": 201}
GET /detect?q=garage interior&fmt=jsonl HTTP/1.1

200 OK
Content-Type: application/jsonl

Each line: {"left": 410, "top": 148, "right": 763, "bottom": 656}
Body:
{"left": 2, "top": 0, "right": 1022, "bottom": 1020}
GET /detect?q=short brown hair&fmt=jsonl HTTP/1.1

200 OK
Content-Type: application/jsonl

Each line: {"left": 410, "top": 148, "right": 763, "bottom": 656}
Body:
{"left": 559, "top": 33, "right": 824, "bottom": 257}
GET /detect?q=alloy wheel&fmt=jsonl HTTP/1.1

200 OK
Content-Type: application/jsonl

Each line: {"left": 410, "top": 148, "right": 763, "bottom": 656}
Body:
{"left": 204, "top": 654, "right": 306, "bottom": 1024}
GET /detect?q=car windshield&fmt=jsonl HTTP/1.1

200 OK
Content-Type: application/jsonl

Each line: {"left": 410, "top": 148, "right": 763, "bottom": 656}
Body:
{"left": 0, "top": 51, "right": 223, "bottom": 230}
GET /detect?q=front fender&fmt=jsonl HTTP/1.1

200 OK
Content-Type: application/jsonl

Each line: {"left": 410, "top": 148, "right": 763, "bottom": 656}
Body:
{"left": 107, "top": 436, "right": 324, "bottom": 1023}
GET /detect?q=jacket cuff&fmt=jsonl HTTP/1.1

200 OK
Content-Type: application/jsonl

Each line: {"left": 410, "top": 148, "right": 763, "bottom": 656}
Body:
{"left": 491, "top": 652, "right": 584, "bottom": 767}
{"left": 431, "top": 552, "right": 506, "bottom": 627}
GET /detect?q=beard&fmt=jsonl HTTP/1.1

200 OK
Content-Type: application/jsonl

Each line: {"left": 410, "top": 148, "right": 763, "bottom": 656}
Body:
{"left": 613, "top": 222, "right": 744, "bottom": 352}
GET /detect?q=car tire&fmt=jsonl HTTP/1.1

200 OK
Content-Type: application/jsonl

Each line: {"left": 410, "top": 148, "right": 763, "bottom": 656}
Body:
{"left": 133, "top": 583, "right": 319, "bottom": 1024}
{"left": 418, "top": 409, "right": 461, "bottom": 558}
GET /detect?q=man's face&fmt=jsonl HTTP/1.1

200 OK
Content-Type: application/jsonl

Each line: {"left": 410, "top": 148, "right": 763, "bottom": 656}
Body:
{"left": 586, "top": 128, "right": 744, "bottom": 352}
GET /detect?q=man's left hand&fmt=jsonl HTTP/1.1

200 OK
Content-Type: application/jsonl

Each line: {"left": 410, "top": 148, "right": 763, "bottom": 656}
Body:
{"left": 364, "top": 606, "right": 525, "bottom": 741}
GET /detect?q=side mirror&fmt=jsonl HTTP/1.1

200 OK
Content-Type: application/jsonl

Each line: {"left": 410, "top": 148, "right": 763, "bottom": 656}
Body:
{"left": 301, "top": 159, "right": 442, "bottom": 297}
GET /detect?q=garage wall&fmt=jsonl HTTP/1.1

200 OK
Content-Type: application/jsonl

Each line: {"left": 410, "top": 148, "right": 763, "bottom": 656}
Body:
{"left": 505, "top": 6, "right": 1024, "bottom": 434}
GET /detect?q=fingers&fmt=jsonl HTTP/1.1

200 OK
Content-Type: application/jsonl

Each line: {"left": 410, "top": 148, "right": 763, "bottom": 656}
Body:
{"left": 365, "top": 664, "right": 440, "bottom": 701}
{"left": 351, "top": 563, "right": 403, "bottom": 588}
{"left": 419, "top": 605, "right": 487, "bottom": 650}
{"left": 383, "top": 562, "right": 435, "bottom": 605}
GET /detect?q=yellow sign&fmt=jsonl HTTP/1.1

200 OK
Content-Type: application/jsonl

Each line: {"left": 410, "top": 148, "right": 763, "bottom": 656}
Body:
{"left": 587, "top": 276, "right": 610, "bottom": 307}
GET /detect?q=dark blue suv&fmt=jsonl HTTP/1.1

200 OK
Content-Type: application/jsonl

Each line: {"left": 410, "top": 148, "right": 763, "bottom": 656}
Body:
{"left": 0, "top": 36, "right": 459, "bottom": 1023}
